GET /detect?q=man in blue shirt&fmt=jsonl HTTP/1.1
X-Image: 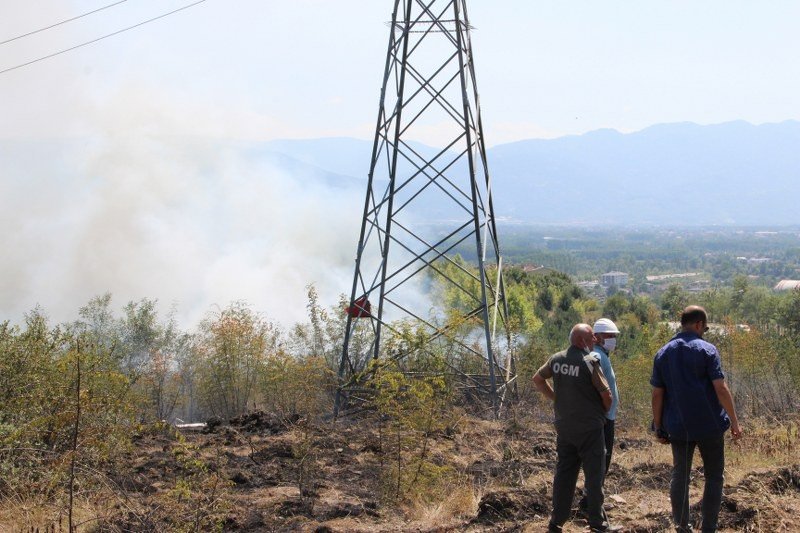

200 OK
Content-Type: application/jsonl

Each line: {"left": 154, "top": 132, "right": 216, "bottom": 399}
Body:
{"left": 651, "top": 306, "right": 743, "bottom": 533}
{"left": 592, "top": 318, "right": 620, "bottom": 476}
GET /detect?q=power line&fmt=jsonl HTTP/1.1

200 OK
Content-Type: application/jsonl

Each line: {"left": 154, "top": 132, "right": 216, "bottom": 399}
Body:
{"left": 0, "top": 0, "right": 129, "bottom": 46}
{"left": 0, "top": 0, "right": 208, "bottom": 76}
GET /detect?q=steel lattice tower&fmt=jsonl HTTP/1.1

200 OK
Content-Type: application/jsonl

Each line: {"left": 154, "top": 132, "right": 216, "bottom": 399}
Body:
{"left": 336, "top": 0, "right": 514, "bottom": 417}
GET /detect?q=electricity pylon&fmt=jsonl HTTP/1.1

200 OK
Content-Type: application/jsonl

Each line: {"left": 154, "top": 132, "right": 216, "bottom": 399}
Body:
{"left": 335, "top": 0, "right": 514, "bottom": 417}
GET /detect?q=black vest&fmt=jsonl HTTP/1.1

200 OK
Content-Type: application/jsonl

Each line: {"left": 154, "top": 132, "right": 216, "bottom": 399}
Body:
{"left": 548, "top": 346, "right": 607, "bottom": 432}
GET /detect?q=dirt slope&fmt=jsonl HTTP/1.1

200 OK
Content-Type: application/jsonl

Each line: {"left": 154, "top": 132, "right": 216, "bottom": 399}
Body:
{"left": 99, "top": 412, "right": 800, "bottom": 532}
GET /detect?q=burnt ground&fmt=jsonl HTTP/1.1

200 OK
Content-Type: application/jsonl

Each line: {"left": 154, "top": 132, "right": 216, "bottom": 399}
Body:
{"left": 92, "top": 412, "right": 800, "bottom": 532}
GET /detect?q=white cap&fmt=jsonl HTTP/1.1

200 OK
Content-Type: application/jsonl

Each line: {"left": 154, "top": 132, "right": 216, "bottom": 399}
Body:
{"left": 593, "top": 318, "right": 620, "bottom": 334}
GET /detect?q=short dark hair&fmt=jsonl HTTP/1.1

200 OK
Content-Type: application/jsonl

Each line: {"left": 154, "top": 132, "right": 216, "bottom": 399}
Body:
{"left": 680, "top": 305, "right": 708, "bottom": 326}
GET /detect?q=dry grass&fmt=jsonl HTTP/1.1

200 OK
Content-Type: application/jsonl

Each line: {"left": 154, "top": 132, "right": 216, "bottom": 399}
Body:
{"left": 0, "top": 498, "right": 101, "bottom": 532}
{"left": 409, "top": 480, "right": 481, "bottom": 526}
{"left": 2, "top": 412, "right": 799, "bottom": 531}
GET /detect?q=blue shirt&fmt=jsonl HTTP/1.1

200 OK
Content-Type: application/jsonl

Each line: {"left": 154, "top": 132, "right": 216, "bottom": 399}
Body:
{"left": 592, "top": 344, "right": 618, "bottom": 420}
{"left": 650, "top": 331, "right": 730, "bottom": 441}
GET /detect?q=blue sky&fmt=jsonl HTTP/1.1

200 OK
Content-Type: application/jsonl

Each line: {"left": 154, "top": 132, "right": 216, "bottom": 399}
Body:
{"left": 2, "top": 0, "right": 800, "bottom": 144}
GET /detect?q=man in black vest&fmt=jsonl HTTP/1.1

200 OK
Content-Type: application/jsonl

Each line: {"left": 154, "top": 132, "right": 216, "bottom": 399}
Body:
{"left": 534, "top": 323, "right": 614, "bottom": 533}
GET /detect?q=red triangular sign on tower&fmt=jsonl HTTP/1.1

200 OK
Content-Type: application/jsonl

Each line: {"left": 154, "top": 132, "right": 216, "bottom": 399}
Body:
{"left": 346, "top": 296, "right": 372, "bottom": 318}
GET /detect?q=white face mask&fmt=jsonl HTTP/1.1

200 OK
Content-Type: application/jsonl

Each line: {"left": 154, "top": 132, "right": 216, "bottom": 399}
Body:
{"left": 603, "top": 337, "right": 617, "bottom": 352}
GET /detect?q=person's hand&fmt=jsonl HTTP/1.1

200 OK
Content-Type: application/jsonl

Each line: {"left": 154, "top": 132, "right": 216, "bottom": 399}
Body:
{"left": 730, "top": 422, "right": 743, "bottom": 442}
{"left": 654, "top": 426, "right": 670, "bottom": 445}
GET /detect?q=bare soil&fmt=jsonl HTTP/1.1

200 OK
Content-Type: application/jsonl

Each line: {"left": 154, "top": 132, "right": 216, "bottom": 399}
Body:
{"left": 97, "top": 412, "right": 800, "bottom": 532}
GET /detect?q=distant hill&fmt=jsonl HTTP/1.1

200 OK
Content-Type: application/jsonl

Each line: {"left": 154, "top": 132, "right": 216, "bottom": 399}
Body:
{"left": 4, "top": 120, "right": 798, "bottom": 227}
{"left": 487, "top": 120, "right": 800, "bottom": 226}
{"left": 261, "top": 120, "right": 800, "bottom": 226}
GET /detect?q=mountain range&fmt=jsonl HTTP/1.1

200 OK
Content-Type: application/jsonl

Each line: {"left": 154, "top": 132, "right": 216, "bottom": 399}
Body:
{"left": 260, "top": 120, "right": 800, "bottom": 226}
{"left": 4, "top": 120, "right": 798, "bottom": 228}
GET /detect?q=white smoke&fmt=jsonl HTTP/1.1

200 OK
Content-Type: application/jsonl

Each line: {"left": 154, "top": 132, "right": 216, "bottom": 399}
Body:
{"left": 0, "top": 84, "right": 363, "bottom": 329}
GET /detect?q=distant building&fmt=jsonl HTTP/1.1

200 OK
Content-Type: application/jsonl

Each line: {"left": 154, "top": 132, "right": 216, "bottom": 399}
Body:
{"left": 521, "top": 264, "right": 554, "bottom": 275}
{"left": 687, "top": 280, "right": 711, "bottom": 293}
{"left": 646, "top": 272, "right": 700, "bottom": 282}
{"left": 774, "top": 280, "right": 800, "bottom": 291}
{"left": 736, "top": 256, "right": 772, "bottom": 264}
{"left": 600, "top": 271, "right": 629, "bottom": 287}
{"left": 665, "top": 322, "right": 750, "bottom": 334}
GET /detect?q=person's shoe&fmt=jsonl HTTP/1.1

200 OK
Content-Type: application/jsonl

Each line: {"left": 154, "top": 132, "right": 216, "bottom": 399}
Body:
{"left": 587, "top": 523, "right": 624, "bottom": 532}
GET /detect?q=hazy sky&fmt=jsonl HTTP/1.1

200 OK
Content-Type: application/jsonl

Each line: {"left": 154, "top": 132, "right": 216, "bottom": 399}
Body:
{"left": 1, "top": 0, "right": 799, "bottom": 327}
{"left": 2, "top": 0, "right": 800, "bottom": 144}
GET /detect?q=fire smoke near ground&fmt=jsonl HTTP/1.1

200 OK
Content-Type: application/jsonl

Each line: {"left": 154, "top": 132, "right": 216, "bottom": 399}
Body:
{"left": 0, "top": 95, "right": 363, "bottom": 329}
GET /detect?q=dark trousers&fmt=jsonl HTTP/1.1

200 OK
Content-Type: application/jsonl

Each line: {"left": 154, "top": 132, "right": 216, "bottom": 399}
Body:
{"left": 603, "top": 418, "right": 615, "bottom": 476}
{"left": 550, "top": 426, "right": 606, "bottom": 529}
{"left": 670, "top": 434, "right": 725, "bottom": 533}
{"left": 580, "top": 417, "right": 615, "bottom": 510}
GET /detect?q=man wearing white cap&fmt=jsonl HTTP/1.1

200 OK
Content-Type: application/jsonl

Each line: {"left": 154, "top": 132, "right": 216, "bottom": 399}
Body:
{"left": 579, "top": 318, "right": 620, "bottom": 514}
{"left": 593, "top": 318, "right": 620, "bottom": 476}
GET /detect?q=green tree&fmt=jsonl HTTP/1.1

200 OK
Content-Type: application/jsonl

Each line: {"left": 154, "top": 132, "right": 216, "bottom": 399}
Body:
{"left": 603, "top": 293, "right": 629, "bottom": 321}
{"left": 660, "top": 284, "right": 689, "bottom": 319}
{"left": 731, "top": 275, "right": 749, "bottom": 316}
{"left": 778, "top": 288, "right": 800, "bottom": 334}
{"left": 193, "top": 303, "right": 279, "bottom": 420}
{"left": 371, "top": 356, "right": 454, "bottom": 503}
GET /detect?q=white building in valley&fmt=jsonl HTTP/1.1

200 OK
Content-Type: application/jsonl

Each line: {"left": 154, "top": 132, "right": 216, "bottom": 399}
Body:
{"left": 600, "top": 271, "right": 629, "bottom": 287}
{"left": 774, "top": 280, "right": 800, "bottom": 291}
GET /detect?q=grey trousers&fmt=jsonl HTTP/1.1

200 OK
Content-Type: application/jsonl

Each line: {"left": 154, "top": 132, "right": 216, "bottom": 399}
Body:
{"left": 550, "top": 426, "right": 606, "bottom": 529}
